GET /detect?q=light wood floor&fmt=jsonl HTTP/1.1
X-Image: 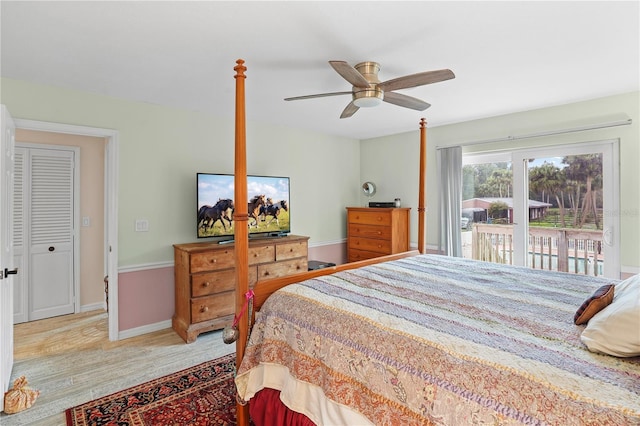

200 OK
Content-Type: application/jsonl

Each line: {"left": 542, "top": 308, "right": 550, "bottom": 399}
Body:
{"left": 1, "top": 310, "right": 234, "bottom": 425}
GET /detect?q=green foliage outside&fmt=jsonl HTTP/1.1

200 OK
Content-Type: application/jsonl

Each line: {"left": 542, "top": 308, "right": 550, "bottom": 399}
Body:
{"left": 464, "top": 154, "right": 603, "bottom": 230}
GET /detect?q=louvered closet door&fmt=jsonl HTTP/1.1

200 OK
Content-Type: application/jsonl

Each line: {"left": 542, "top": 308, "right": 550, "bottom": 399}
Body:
{"left": 28, "top": 148, "right": 75, "bottom": 321}
{"left": 12, "top": 148, "right": 27, "bottom": 324}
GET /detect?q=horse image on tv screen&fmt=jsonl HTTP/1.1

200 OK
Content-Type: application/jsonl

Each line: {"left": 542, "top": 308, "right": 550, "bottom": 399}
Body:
{"left": 197, "top": 174, "right": 290, "bottom": 238}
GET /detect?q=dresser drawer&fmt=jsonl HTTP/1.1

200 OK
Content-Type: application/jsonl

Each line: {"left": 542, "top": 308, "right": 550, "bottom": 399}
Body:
{"left": 192, "top": 267, "right": 258, "bottom": 297}
{"left": 191, "top": 291, "right": 235, "bottom": 323}
{"left": 276, "top": 240, "right": 308, "bottom": 261}
{"left": 349, "top": 236, "right": 391, "bottom": 254}
{"left": 258, "top": 258, "right": 307, "bottom": 280}
{"left": 348, "top": 210, "right": 392, "bottom": 226}
{"left": 348, "top": 248, "right": 385, "bottom": 262}
{"left": 191, "top": 269, "right": 236, "bottom": 298}
{"left": 249, "top": 244, "right": 275, "bottom": 265}
{"left": 349, "top": 223, "right": 392, "bottom": 240}
{"left": 190, "top": 249, "right": 235, "bottom": 273}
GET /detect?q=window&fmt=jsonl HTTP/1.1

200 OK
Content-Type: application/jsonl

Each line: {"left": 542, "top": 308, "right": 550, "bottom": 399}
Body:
{"left": 462, "top": 141, "right": 619, "bottom": 278}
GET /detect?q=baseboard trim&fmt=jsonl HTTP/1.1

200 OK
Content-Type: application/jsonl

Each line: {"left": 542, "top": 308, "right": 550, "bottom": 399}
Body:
{"left": 80, "top": 302, "right": 106, "bottom": 313}
{"left": 118, "top": 319, "right": 172, "bottom": 340}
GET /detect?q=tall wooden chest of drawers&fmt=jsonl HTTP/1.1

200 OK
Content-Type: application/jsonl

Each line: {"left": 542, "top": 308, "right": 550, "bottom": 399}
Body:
{"left": 346, "top": 207, "right": 410, "bottom": 262}
{"left": 173, "top": 235, "right": 308, "bottom": 343}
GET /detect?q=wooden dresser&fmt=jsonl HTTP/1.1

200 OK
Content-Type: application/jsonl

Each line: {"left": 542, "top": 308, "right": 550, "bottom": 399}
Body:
{"left": 173, "top": 235, "right": 309, "bottom": 343}
{"left": 346, "top": 207, "right": 410, "bottom": 262}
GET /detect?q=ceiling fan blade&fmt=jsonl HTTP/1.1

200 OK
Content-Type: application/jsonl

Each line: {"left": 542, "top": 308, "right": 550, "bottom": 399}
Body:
{"left": 284, "top": 91, "right": 352, "bottom": 101}
{"left": 329, "top": 61, "right": 371, "bottom": 88}
{"left": 378, "top": 69, "right": 455, "bottom": 92}
{"left": 383, "top": 92, "right": 431, "bottom": 111}
{"left": 340, "top": 101, "right": 359, "bottom": 119}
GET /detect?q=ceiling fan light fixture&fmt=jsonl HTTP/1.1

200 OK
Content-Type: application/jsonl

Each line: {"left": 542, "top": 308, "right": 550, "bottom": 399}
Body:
{"left": 353, "top": 87, "right": 384, "bottom": 108}
{"left": 353, "top": 97, "right": 382, "bottom": 108}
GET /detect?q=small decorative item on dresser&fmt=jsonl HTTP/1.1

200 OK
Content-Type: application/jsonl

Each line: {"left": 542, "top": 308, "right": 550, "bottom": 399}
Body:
{"left": 394, "top": 198, "right": 401, "bottom": 207}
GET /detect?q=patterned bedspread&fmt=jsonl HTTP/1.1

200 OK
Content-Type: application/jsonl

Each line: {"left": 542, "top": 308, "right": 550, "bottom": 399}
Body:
{"left": 235, "top": 254, "right": 640, "bottom": 425}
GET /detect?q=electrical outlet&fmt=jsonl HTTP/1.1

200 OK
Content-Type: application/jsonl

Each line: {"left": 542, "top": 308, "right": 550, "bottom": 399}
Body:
{"left": 82, "top": 217, "right": 90, "bottom": 227}
{"left": 135, "top": 219, "right": 149, "bottom": 232}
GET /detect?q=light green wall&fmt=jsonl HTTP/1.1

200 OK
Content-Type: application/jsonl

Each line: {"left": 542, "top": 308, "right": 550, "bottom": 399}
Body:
{"left": 362, "top": 91, "right": 640, "bottom": 273}
{"left": 3, "top": 78, "right": 637, "bottom": 272}
{"left": 1, "top": 78, "right": 360, "bottom": 267}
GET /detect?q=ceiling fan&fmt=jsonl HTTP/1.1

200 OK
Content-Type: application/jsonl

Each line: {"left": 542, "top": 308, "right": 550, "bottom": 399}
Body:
{"left": 284, "top": 61, "right": 455, "bottom": 119}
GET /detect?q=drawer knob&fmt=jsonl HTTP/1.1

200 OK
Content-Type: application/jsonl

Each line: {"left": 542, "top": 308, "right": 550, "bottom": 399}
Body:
{"left": 210, "top": 259, "right": 217, "bottom": 263}
{"left": 200, "top": 306, "right": 209, "bottom": 313}
{"left": 202, "top": 281, "right": 210, "bottom": 287}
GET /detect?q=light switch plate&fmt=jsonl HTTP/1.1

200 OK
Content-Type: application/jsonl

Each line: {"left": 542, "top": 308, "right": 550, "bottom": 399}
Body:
{"left": 135, "top": 219, "right": 149, "bottom": 232}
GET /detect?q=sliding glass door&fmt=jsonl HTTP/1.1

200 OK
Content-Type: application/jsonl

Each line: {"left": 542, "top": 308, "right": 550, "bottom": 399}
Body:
{"left": 463, "top": 140, "right": 619, "bottom": 278}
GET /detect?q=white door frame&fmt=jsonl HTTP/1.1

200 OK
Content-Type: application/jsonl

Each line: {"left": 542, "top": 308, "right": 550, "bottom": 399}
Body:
{"left": 14, "top": 119, "right": 120, "bottom": 341}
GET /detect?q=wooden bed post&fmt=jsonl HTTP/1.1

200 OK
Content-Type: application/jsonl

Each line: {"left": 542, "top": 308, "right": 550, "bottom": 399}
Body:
{"left": 418, "top": 118, "right": 427, "bottom": 254}
{"left": 233, "top": 59, "right": 251, "bottom": 426}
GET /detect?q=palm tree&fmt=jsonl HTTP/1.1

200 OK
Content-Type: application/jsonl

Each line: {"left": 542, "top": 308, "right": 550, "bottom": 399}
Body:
{"left": 563, "top": 154, "right": 602, "bottom": 229}
{"left": 529, "top": 162, "right": 567, "bottom": 227}
{"left": 486, "top": 168, "right": 513, "bottom": 198}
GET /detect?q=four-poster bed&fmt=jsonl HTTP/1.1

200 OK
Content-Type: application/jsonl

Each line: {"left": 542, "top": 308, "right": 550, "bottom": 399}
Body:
{"left": 230, "top": 60, "right": 639, "bottom": 425}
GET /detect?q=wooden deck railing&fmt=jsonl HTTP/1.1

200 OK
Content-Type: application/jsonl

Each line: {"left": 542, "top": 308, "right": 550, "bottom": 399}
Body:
{"left": 470, "top": 224, "right": 603, "bottom": 276}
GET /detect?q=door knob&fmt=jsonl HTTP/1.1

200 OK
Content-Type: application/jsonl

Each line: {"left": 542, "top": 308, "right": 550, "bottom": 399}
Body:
{"left": 4, "top": 268, "right": 18, "bottom": 278}
{"left": 49, "top": 246, "right": 55, "bottom": 252}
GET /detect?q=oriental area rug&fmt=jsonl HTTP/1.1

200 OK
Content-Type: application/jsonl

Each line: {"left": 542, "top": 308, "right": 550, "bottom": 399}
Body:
{"left": 65, "top": 353, "right": 240, "bottom": 426}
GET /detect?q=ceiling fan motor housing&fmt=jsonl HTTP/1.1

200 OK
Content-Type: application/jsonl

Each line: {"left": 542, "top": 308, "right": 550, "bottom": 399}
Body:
{"left": 354, "top": 62, "right": 381, "bottom": 84}
{"left": 353, "top": 62, "right": 383, "bottom": 106}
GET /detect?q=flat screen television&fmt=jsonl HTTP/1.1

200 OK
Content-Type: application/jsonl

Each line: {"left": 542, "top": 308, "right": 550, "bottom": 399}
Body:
{"left": 197, "top": 173, "right": 290, "bottom": 239}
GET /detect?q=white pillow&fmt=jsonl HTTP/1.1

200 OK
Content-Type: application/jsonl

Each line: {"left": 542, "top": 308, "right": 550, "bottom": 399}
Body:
{"left": 580, "top": 274, "right": 640, "bottom": 357}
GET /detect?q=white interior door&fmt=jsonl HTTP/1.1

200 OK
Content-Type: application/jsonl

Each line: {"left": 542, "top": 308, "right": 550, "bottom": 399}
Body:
{"left": 0, "top": 105, "right": 17, "bottom": 411}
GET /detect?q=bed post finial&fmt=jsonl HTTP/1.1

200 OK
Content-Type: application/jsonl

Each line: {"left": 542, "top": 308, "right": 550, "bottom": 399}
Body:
{"left": 418, "top": 118, "right": 427, "bottom": 254}
{"left": 234, "top": 59, "right": 246, "bottom": 77}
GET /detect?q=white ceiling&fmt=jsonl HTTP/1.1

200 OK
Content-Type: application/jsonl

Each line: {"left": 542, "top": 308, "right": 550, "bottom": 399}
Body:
{"left": 1, "top": 1, "right": 638, "bottom": 140}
